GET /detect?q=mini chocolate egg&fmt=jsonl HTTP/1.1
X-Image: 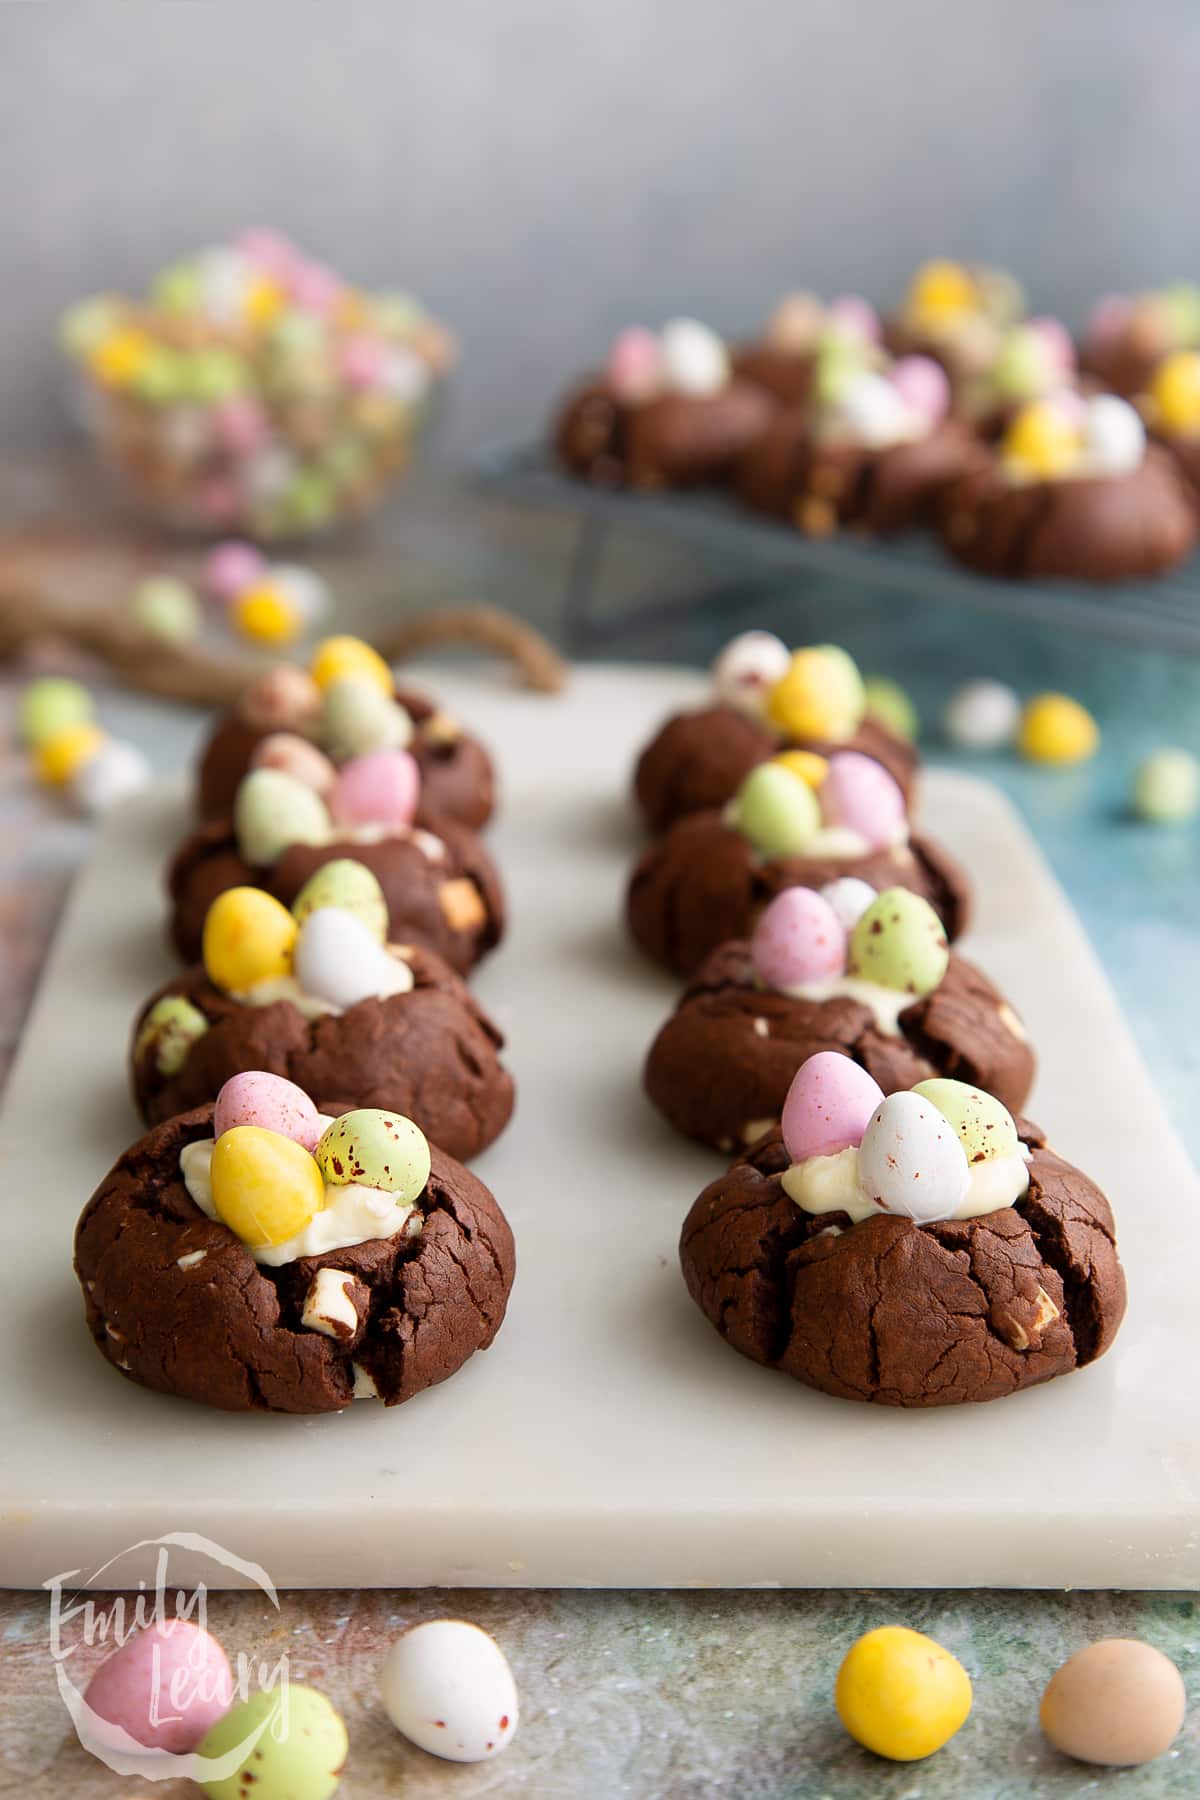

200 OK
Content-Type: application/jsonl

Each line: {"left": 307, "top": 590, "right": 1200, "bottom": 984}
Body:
{"left": 135, "top": 995, "right": 210, "bottom": 1077}
{"left": 858, "top": 1091, "right": 970, "bottom": 1222}
{"left": 381, "top": 1619, "right": 519, "bottom": 1764}
{"left": 659, "top": 317, "right": 730, "bottom": 396}
{"left": 710, "top": 630, "right": 790, "bottom": 715}
{"left": 911, "top": 1078, "right": 1020, "bottom": 1164}
{"left": 84, "top": 1620, "right": 233, "bottom": 1754}
{"left": 836, "top": 1625, "right": 972, "bottom": 1761}
{"left": 213, "top": 1072, "right": 322, "bottom": 1150}
{"left": 751, "top": 887, "right": 846, "bottom": 990}
{"left": 210, "top": 1125, "right": 325, "bottom": 1249}
{"left": 782, "top": 1052, "right": 884, "bottom": 1163}
{"left": 847, "top": 889, "right": 949, "bottom": 996}
{"left": 249, "top": 732, "right": 337, "bottom": 794}
{"left": 202, "top": 887, "right": 298, "bottom": 992}
{"left": 315, "top": 1108, "right": 430, "bottom": 1200}
{"left": 234, "top": 767, "right": 331, "bottom": 866}
{"left": 130, "top": 575, "right": 201, "bottom": 646}
{"left": 942, "top": 679, "right": 1021, "bottom": 752}
{"left": 71, "top": 739, "right": 150, "bottom": 816}
{"left": 35, "top": 721, "right": 106, "bottom": 787}
{"left": 238, "top": 664, "right": 323, "bottom": 733}
{"left": 309, "top": 633, "right": 393, "bottom": 696}
{"left": 293, "top": 907, "right": 396, "bottom": 1009}
{"left": 1084, "top": 394, "right": 1146, "bottom": 475}
{"left": 1039, "top": 1639, "right": 1186, "bottom": 1768}
{"left": 328, "top": 749, "right": 420, "bottom": 831}
{"left": 1018, "top": 693, "right": 1099, "bottom": 766}
{"left": 1133, "top": 747, "right": 1200, "bottom": 823}
{"left": 863, "top": 677, "right": 919, "bottom": 743}
{"left": 767, "top": 646, "right": 865, "bottom": 742}
{"left": 198, "top": 1684, "right": 347, "bottom": 1800}
{"left": 292, "top": 858, "right": 388, "bottom": 942}
{"left": 732, "top": 762, "right": 820, "bottom": 858}
{"left": 320, "top": 676, "right": 412, "bottom": 762}
{"left": 820, "top": 751, "right": 906, "bottom": 850}
{"left": 820, "top": 877, "right": 877, "bottom": 932}
{"left": 19, "top": 676, "right": 93, "bottom": 748}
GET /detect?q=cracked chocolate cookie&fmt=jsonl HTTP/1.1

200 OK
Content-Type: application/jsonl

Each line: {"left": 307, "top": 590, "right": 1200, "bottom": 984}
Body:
{"left": 731, "top": 292, "right": 884, "bottom": 408}
{"left": 680, "top": 1060, "right": 1125, "bottom": 1407}
{"left": 75, "top": 1094, "right": 515, "bottom": 1413}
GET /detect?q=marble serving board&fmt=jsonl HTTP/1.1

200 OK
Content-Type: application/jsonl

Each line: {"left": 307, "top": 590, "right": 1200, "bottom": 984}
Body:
{"left": 0, "top": 666, "right": 1195, "bottom": 1592}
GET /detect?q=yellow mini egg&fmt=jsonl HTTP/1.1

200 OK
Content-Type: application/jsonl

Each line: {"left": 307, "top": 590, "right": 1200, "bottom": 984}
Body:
{"left": 210, "top": 1126, "right": 325, "bottom": 1249}
{"left": 1002, "top": 401, "right": 1080, "bottom": 480}
{"left": 1149, "top": 349, "right": 1200, "bottom": 436}
{"left": 309, "top": 634, "right": 394, "bottom": 697}
{"left": 202, "top": 887, "right": 298, "bottom": 992}
{"left": 87, "top": 325, "right": 154, "bottom": 387}
{"left": 909, "top": 259, "right": 974, "bottom": 322}
{"left": 766, "top": 647, "right": 865, "bottom": 743}
{"left": 34, "top": 722, "right": 107, "bottom": 787}
{"left": 771, "top": 749, "right": 829, "bottom": 789}
{"left": 244, "top": 275, "right": 285, "bottom": 329}
{"left": 1018, "top": 692, "right": 1099, "bottom": 765}
{"left": 231, "top": 583, "right": 303, "bottom": 647}
{"left": 836, "top": 1625, "right": 972, "bottom": 1762}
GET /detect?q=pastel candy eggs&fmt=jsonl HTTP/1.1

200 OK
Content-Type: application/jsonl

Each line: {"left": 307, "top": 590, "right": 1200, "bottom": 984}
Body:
{"left": 732, "top": 762, "right": 819, "bottom": 858}
{"left": 381, "top": 1619, "right": 519, "bottom": 1764}
{"left": 249, "top": 732, "right": 337, "bottom": 795}
{"left": 35, "top": 721, "right": 106, "bottom": 786}
{"left": 826, "top": 294, "right": 881, "bottom": 345}
{"left": 820, "top": 876, "right": 877, "bottom": 932}
{"left": 238, "top": 665, "right": 323, "bottom": 733}
{"left": 135, "top": 995, "right": 210, "bottom": 1076}
{"left": 234, "top": 767, "right": 331, "bottom": 866}
{"left": 71, "top": 739, "right": 150, "bottom": 816}
{"left": 835, "top": 371, "right": 911, "bottom": 448}
{"left": 271, "top": 564, "right": 331, "bottom": 629}
{"left": 847, "top": 889, "right": 949, "bottom": 996}
{"left": 310, "top": 634, "right": 393, "bottom": 697}
{"left": 131, "top": 575, "right": 201, "bottom": 645}
{"left": 293, "top": 907, "right": 401, "bottom": 1010}
{"left": 911, "top": 1078, "right": 1020, "bottom": 1164}
{"left": 766, "top": 645, "right": 866, "bottom": 742}
{"left": 203, "top": 888, "right": 298, "bottom": 991}
{"left": 751, "top": 888, "right": 846, "bottom": 990}
{"left": 320, "top": 675, "right": 412, "bottom": 761}
{"left": 659, "top": 318, "right": 730, "bottom": 397}
{"left": 889, "top": 354, "right": 950, "bottom": 425}
{"left": 315, "top": 1108, "right": 431, "bottom": 1201}
{"left": 1039, "top": 1639, "right": 1186, "bottom": 1768}
{"left": 858, "top": 1091, "right": 970, "bottom": 1223}
{"left": 19, "top": 675, "right": 93, "bottom": 747}
{"left": 942, "top": 679, "right": 1020, "bottom": 752}
{"left": 1083, "top": 394, "right": 1146, "bottom": 474}
{"left": 836, "top": 1625, "right": 972, "bottom": 1761}
{"left": 908, "top": 258, "right": 974, "bottom": 323}
{"left": 210, "top": 1126, "right": 325, "bottom": 1249}
{"left": 765, "top": 290, "right": 824, "bottom": 351}
{"left": 213, "top": 1072, "right": 322, "bottom": 1151}
{"left": 1133, "top": 747, "right": 1200, "bottom": 823}
{"left": 231, "top": 580, "right": 303, "bottom": 647}
{"left": 772, "top": 749, "right": 828, "bottom": 788}
{"left": 1002, "top": 400, "right": 1079, "bottom": 480}
{"left": 710, "top": 630, "right": 790, "bottom": 715}
{"left": 197, "top": 1685, "right": 347, "bottom": 1800}
{"left": 782, "top": 1053, "right": 884, "bottom": 1164}
{"left": 329, "top": 749, "right": 420, "bottom": 830}
{"left": 83, "top": 1620, "right": 233, "bottom": 1754}
{"left": 292, "top": 858, "right": 388, "bottom": 942}
{"left": 1149, "top": 348, "right": 1200, "bottom": 435}
{"left": 606, "top": 326, "right": 663, "bottom": 404}
{"left": 1018, "top": 693, "right": 1099, "bottom": 766}
{"left": 862, "top": 677, "right": 918, "bottom": 743}
{"left": 820, "top": 751, "right": 905, "bottom": 850}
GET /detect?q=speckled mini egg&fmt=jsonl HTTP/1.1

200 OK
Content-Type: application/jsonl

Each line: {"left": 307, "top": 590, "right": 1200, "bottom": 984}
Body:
{"left": 711, "top": 630, "right": 791, "bottom": 715}
{"left": 293, "top": 907, "right": 396, "bottom": 1009}
{"left": 858, "top": 1091, "right": 970, "bottom": 1222}
{"left": 820, "top": 751, "right": 906, "bottom": 850}
{"left": 380, "top": 1619, "right": 518, "bottom": 1764}
{"left": 320, "top": 676, "right": 412, "bottom": 762}
{"left": 234, "top": 767, "right": 332, "bottom": 866}
{"left": 70, "top": 739, "right": 151, "bottom": 816}
{"left": 781, "top": 1052, "right": 884, "bottom": 1164}
{"left": 846, "top": 889, "right": 948, "bottom": 997}
{"left": 291, "top": 859, "right": 388, "bottom": 942}
{"left": 249, "top": 732, "right": 336, "bottom": 795}
{"left": 213, "top": 1072, "right": 322, "bottom": 1150}
{"left": 314, "top": 1108, "right": 430, "bottom": 1201}
{"left": 135, "top": 995, "right": 210, "bottom": 1077}
{"left": 197, "top": 1684, "right": 347, "bottom": 1800}
{"left": 910, "top": 1078, "right": 1020, "bottom": 1164}
{"left": 328, "top": 749, "right": 420, "bottom": 831}
{"left": 732, "top": 762, "right": 820, "bottom": 858}
{"left": 1039, "top": 1639, "right": 1186, "bottom": 1767}
{"left": 84, "top": 1621, "right": 233, "bottom": 1753}
{"left": 751, "top": 887, "right": 846, "bottom": 990}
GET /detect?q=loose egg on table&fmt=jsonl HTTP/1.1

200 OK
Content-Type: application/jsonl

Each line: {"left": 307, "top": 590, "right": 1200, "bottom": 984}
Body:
{"left": 836, "top": 1625, "right": 972, "bottom": 1761}
{"left": 1039, "top": 1638, "right": 1186, "bottom": 1768}
{"left": 84, "top": 1620, "right": 233, "bottom": 1754}
{"left": 942, "top": 680, "right": 1020, "bottom": 753}
{"left": 19, "top": 676, "right": 94, "bottom": 748}
{"left": 1018, "top": 693, "right": 1099, "bottom": 766}
{"left": 198, "top": 1685, "right": 347, "bottom": 1800}
{"left": 380, "top": 1619, "right": 519, "bottom": 1764}
{"left": 1133, "top": 747, "right": 1200, "bottom": 823}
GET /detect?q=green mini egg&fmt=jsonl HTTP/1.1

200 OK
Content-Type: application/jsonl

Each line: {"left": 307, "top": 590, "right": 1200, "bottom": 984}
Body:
{"left": 186, "top": 347, "right": 250, "bottom": 404}
{"left": 18, "top": 676, "right": 93, "bottom": 748}
{"left": 130, "top": 575, "right": 201, "bottom": 645}
{"left": 847, "top": 888, "right": 949, "bottom": 995}
{"left": 291, "top": 859, "right": 388, "bottom": 942}
{"left": 813, "top": 644, "right": 868, "bottom": 720}
{"left": 1163, "top": 281, "right": 1200, "bottom": 347}
{"left": 912, "top": 1078, "right": 1021, "bottom": 1164}
{"left": 283, "top": 468, "right": 337, "bottom": 531}
{"left": 990, "top": 326, "right": 1052, "bottom": 401}
{"left": 732, "top": 762, "right": 820, "bottom": 858}
{"left": 319, "top": 677, "right": 410, "bottom": 762}
{"left": 1133, "top": 748, "right": 1200, "bottom": 824}
{"left": 130, "top": 345, "right": 187, "bottom": 406}
{"left": 234, "top": 767, "right": 331, "bottom": 867}
{"left": 134, "top": 995, "right": 210, "bottom": 1076}
{"left": 152, "top": 260, "right": 203, "bottom": 317}
{"left": 812, "top": 335, "right": 871, "bottom": 406}
{"left": 198, "top": 1685, "right": 347, "bottom": 1800}
{"left": 315, "top": 1108, "right": 431, "bottom": 1201}
{"left": 863, "top": 676, "right": 919, "bottom": 743}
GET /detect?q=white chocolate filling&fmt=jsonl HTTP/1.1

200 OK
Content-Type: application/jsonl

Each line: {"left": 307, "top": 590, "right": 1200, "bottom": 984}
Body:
{"left": 782, "top": 1142, "right": 1031, "bottom": 1225}
{"left": 774, "top": 973, "right": 916, "bottom": 1037}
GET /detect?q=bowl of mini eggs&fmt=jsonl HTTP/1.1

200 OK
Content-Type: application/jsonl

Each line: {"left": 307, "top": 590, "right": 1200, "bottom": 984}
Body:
{"left": 59, "top": 229, "right": 456, "bottom": 543}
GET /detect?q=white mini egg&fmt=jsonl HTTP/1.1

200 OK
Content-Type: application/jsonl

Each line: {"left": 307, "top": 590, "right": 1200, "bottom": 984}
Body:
{"left": 942, "top": 679, "right": 1021, "bottom": 752}
{"left": 70, "top": 740, "right": 151, "bottom": 816}
{"left": 835, "top": 372, "right": 912, "bottom": 448}
{"left": 1084, "top": 394, "right": 1146, "bottom": 476}
{"left": 858, "top": 1091, "right": 970, "bottom": 1223}
{"left": 293, "top": 907, "right": 394, "bottom": 1010}
{"left": 819, "top": 876, "right": 877, "bottom": 933}
{"left": 660, "top": 318, "right": 730, "bottom": 397}
{"left": 380, "top": 1619, "right": 519, "bottom": 1764}
{"left": 711, "top": 630, "right": 791, "bottom": 714}
{"left": 270, "top": 563, "right": 331, "bottom": 628}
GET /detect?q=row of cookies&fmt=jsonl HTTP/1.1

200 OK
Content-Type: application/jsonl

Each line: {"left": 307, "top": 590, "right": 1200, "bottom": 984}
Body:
{"left": 623, "top": 635, "right": 1127, "bottom": 1407}
{"left": 553, "top": 260, "right": 1200, "bottom": 580}
{"left": 74, "top": 637, "right": 520, "bottom": 1412}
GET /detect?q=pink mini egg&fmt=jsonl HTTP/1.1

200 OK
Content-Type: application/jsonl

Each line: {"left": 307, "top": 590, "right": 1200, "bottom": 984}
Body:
{"left": 827, "top": 294, "right": 882, "bottom": 344}
{"left": 329, "top": 748, "right": 420, "bottom": 829}
{"left": 202, "top": 540, "right": 265, "bottom": 604}
{"left": 235, "top": 226, "right": 301, "bottom": 280}
{"left": 607, "top": 327, "right": 663, "bottom": 404}
{"left": 211, "top": 396, "right": 270, "bottom": 457}
{"left": 751, "top": 887, "right": 846, "bottom": 990}
{"left": 1028, "top": 316, "right": 1076, "bottom": 375}
{"left": 213, "top": 1071, "right": 322, "bottom": 1150}
{"left": 83, "top": 1620, "right": 233, "bottom": 1754}
{"left": 890, "top": 354, "right": 951, "bottom": 425}
{"left": 821, "top": 751, "right": 906, "bottom": 849}
{"left": 289, "top": 260, "right": 341, "bottom": 315}
{"left": 339, "top": 335, "right": 389, "bottom": 389}
{"left": 250, "top": 732, "right": 337, "bottom": 794}
{"left": 1086, "top": 293, "right": 1133, "bottom": 348}
{"left": 782, "top": 1052, "right": 884, "bottom": 1164}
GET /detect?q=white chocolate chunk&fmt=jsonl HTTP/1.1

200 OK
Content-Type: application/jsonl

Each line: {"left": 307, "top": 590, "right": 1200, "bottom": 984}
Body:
{"left": 176, "top": 1250, "right": 207, "bottom": 1271}
{"left": 302, "top": 1268, "right": 359, "bottom": 1340}
{"left": 352, "top": 1363, "right": 379, "bottom": 1400}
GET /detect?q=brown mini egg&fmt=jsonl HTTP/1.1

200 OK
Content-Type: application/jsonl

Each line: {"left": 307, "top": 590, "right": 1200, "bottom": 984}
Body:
{"left": 1039, "top": 1638, "right": 1186, "bottom": 1767}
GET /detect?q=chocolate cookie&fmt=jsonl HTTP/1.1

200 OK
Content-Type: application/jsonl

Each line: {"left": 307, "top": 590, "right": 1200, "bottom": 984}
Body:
{"left": 627, "top": 811, "right": 970, "bottom": 977}
{"left": 645, "top": 942, "right": 1033, "bottom": 1152}
{"left": 198, "top": 683, "right": 495, "bottom": 831}
{"left": 132, "top": 944, "right": 514, "bottom": 1162}
{"left": 731, "top": 341, "right": 817, "bottom": 407}
{"left": 679, "top": 1122, "right": 1125, "bottom": 1407}
{"left": 554, "top": 375, "right": 776, "bottom": 489}
{"left": 74, "top": 1107, "right": 516, "bottom": 1414}
{"left": 168, "top": 815, "right": 504, "bottom": 972}
{"left": 634, "top": 705, "right": 919, "bottom": 835}
{"left": 940, "top": 445, "right": 1196, "bottom": 581}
